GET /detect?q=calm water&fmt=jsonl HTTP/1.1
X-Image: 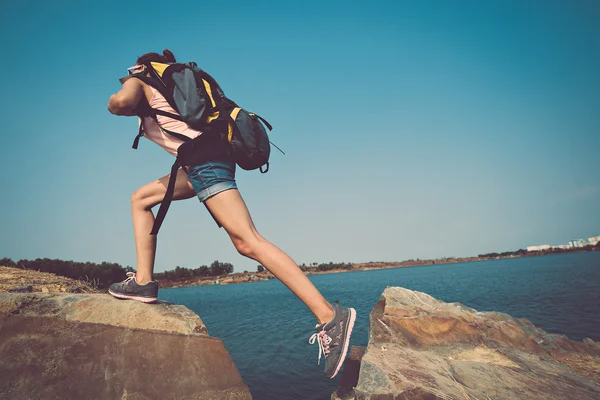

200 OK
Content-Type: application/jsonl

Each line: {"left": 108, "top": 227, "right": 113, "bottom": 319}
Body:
{"left": 160, "top": 252, "right": 600, "bottom": 400}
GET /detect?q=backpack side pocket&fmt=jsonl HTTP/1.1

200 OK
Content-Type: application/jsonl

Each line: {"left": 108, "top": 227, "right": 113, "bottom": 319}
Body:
{"left": 227, "top": 108, "right": 271, "bottom": 171}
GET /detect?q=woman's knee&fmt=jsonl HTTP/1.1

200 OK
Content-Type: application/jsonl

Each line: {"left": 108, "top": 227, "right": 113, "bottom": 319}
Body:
{"left": 231, "top": 234, "right": 266, "bottom": 259}
{"left": 131, "top": 188, "right": 158, "bottom": 211}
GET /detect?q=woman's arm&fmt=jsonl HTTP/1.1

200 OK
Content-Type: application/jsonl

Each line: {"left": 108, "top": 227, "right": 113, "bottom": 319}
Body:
{"left": 108, "top": 78, "right": 145, "bottom": 116}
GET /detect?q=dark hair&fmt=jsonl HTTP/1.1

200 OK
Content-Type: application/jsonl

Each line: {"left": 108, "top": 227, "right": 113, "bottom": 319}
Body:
{"left": 136, "top": 49, "right": 176, "bottom": 65}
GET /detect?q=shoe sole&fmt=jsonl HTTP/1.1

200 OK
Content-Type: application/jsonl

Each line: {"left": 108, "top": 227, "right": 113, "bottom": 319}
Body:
{"left": 329, "top": 307, "right": 356, "bottom": 379}
{"left": 108, "top": 289, "right": 158, "bottom": 304}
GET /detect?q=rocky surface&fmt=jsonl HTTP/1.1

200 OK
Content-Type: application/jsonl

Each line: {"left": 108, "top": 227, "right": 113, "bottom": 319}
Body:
{"left": 337, "top": 287, "right": 600, "bottom": 400}
{"left": 0, "top": 292, "right": 251, "bottom": 400}
{"left": 0, "top": 266, "right": 99, "bottom": 293}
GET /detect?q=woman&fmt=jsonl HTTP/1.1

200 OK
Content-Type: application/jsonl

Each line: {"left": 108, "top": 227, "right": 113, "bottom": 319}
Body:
{"left": 107, "top": 49, "right": 355, "bottom": 379}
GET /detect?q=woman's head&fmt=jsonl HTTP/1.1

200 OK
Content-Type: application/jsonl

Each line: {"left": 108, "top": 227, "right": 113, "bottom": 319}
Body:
{"left": 136, "top": 49, "right": 176, "bottom": 65}
{"left": 119, "top": 49, "right": 176, "bottom": 84}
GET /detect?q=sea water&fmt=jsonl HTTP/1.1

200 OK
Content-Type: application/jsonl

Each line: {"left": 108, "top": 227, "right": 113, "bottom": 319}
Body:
{"left": 160, "top": 251, "right": 600, "bottom": 400}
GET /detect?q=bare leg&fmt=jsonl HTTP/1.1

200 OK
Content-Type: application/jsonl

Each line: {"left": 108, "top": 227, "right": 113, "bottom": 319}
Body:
{"left": 205, "top": 189, "right": 335, "bottom": 324}
{"left": 131, "top": 168, "right": 196, "bottom": 284}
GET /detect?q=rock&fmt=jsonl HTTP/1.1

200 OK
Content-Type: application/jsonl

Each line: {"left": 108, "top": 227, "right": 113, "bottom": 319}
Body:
{"left": 0, "top": 266, "right": 99, "bottom": 294}
{"left": 584, "top": 338, "right": 600, "bottom": 350}
{"left": 7, "top": 286, "right": 33, "bottom": 293}
{"left": 0, "top": 293, "right": 251, "bottom": 399}
{"left": 67, "top": 285, "right": 83, "bottom": 293}
{"left": 347, "top": 287, "right": 600, "bottom": 400}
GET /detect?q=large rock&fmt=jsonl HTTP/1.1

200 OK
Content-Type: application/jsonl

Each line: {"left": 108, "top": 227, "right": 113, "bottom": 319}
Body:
{"left": 0, "top": 293, "right": 251, "bottom": 400}
{"left": 0, "top": 266, "right": 99, "bottom": 293}
{"left": 346, "top": 287, "right": 600, "bottom": 400}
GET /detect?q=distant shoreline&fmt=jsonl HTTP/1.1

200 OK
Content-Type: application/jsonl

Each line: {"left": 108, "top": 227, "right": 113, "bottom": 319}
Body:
{"left": 158, "top": 246, "right": 599, "bottom": 289}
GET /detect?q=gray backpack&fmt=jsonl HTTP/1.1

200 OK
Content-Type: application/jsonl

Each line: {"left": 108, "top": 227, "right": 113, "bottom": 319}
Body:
{"left": 125, "top": 61, "right": 282, "bottom": 234}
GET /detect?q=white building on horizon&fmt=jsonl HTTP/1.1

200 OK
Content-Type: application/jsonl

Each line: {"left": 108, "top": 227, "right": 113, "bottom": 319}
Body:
{"left": 569, "top": 239, "right": 585, "bottom": 248}
{"left": 527, "top": 244, "right": 551, "bottom": 252}
{"left": 527, "top": 234, "right": 599, "bottom": 251}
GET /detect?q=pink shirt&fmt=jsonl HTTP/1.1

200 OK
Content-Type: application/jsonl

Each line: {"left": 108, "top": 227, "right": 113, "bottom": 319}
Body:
{"left": 139, "top": 87, "right": 202, "bottom": 156}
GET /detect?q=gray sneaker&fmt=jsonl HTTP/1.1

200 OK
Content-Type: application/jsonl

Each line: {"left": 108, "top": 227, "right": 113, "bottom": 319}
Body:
{"left": 309, "top": 301, "right": 357, "bottom": 379}
{"left": 108, "top": 272, "right": 158, "bottom": 303}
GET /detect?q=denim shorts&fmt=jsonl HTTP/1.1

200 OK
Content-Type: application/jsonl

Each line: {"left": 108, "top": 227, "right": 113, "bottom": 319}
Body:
{"left": 183, "top": 160, "right": 237, "bottom": 202}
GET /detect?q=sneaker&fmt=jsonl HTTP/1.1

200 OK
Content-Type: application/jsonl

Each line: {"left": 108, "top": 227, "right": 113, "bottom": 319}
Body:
{"left": 309, "top": 301, "right": 356, "bottom": 379}
{"left": 108, "top": 272, "right": 158, "bottom": 303}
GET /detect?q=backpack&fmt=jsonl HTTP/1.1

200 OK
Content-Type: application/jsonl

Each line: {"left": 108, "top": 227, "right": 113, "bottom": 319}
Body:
{"left": 126, "top": 61, "right": 281, "bottom": 234}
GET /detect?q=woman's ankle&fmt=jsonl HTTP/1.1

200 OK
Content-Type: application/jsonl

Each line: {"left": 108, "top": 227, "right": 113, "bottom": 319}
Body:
{"left": 135, "top": 274, "right": 153, "bottom": 285}
{"left": 317, "top": 306, "right": 335, "bottom": 325}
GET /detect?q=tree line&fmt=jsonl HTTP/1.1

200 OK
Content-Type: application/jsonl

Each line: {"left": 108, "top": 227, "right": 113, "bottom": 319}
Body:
{"left": 4, "top": 243, "right": 596, "bottom": 290}
{"left": 299, "top": 262, "right": 354, "bottom": 272}
{"left": 478, "top": 249, "right": 528, "bottom": 258}
{"left": 153, "top": 260, "right": 234, "bottom": 280}
{"left": 0, "top": 257, "right": 236, "bottom": 288}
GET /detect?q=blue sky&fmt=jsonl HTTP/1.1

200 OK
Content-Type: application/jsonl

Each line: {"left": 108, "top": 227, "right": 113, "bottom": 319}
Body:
{"left": 1, "top": 0, "right": 599, "bottom": 273}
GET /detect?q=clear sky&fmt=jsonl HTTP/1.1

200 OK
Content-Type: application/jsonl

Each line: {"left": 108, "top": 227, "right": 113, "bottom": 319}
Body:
{"left": 1, "top": 0, "right": 599, "bottom": 273}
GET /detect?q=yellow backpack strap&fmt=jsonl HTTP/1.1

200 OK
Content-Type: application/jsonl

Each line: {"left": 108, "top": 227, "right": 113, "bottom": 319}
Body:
{"left": 228, "top": 107, "right": 242, "bottom": 142}
{"left": 149, "top": 62, "right": 170, "bottom": 77}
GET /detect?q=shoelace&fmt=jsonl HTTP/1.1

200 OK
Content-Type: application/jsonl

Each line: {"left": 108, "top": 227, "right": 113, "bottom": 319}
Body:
{"left": 309, "top": 329, "right": 332, "bottom": 365}
{"left": 122, "top": 271, "right": 136, "bottom": 285}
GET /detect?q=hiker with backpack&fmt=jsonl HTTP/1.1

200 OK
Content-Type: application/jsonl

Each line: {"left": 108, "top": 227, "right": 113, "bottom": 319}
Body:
{"left": 106, "top": 49, "right": 355, "bottom": 379}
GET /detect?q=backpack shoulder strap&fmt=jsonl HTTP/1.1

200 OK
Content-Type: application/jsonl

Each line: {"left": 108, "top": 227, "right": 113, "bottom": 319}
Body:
{"left": 130, "top": 97, "right": 192, "bottom": 148}
{"left": 132, "top": 120, "right": 144, "bottom": 149}
{"left": 150, "top": 158, "right": 181, "bottom": 235}
{"left": 130, "top": 63, "right": 180, "bottom": 112}
{"left": 129, "top": 65, "right": 196, "bottom": 147}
